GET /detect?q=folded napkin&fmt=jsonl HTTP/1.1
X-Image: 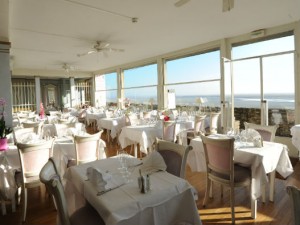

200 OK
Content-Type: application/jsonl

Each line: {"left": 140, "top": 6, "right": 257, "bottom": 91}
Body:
{"left": 241, "top": 128, "right": 261, "bottom": 142}
{"left": 21, "top": 133, "right": 43, "bottom": 144}
{"left": 140, "top": 151, "right": 167, "bottom": 174}
{"left": 86, "top": 167, "right": 124, "bottom": 193}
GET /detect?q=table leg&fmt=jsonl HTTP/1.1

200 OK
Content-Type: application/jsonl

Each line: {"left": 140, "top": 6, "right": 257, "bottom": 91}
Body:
{"left": 261, "top": 184, "right": 266, "bottom": 203}
{"left": 269, "top": 171, "right": 275, "bottom": 202}
{"left": 251, "top": 198, "right": 257, "bottom": 219}
{"left": 134, "top": 144, "right": 138, "bottom": 158}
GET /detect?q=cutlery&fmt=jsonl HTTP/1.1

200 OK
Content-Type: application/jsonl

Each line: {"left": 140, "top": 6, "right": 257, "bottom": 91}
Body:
{"left": 97, "top": 183, "right": 126, "bottom": 196}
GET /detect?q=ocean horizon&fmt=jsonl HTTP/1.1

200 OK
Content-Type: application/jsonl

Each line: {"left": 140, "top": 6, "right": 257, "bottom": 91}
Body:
{"left": 118, "top": 93, "right": 294, "bottom": 109}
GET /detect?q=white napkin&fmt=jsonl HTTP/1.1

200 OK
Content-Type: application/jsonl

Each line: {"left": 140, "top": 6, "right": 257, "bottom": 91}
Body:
{"left": 241, "top": 128, "right": 261, "bottom": 142}
{"left": 21, "top": 133, "right": 43, "bottom": 144}
{"left": 86, "top": 167, "right": 124, "bottom": 193}
{"left": 140, "top": 151, "right": 167, "bottom": 174}
{"left": 86, "top": 167, "right": 112, "bottom": 192}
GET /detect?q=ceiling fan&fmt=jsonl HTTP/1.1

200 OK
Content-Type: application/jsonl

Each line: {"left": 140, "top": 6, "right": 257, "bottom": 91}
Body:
{"left": 174, "top": 0, "right": 234, "bottom": 12}
{"left": 77, "top": 41, "right": 125, "bottom": 57}
{"left": 62, "top": 63, "right": 76, "bottom": 73}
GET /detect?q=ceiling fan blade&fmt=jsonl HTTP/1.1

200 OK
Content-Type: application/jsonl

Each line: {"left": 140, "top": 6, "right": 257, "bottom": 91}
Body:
{"left": 223, "top": 0, "right": 234, "bottom": 12}
{"left": 87, "top": 50, "right": 96, "bottom": 55}
{"left": 77, "top": 50, "right": 96, "bottom": 57}
{"left": 109, "top": 48, "right": 125, "bottom": 52}
{"left": 174, "top": 0, "right": 190, "bottom": 7}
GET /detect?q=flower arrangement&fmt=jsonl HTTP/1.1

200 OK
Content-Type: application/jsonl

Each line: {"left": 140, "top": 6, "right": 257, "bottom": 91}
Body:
{"left": 39, "top": 102, "right": 45, "bottom": 119}
{"left": 0, "top": 98, "right": 12, "bottom": 139}
{"left": 162, "top": 109, "right": 171, "bottom": 121}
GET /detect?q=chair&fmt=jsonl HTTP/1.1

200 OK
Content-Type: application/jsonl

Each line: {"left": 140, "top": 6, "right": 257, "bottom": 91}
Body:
{"left": 13, "top": 127, "right": 36, "bottom": 145}
{"left": 163, "top": 121, "right": 176, "bottom": 143}
{"left": 201, "top": 135, "right": 252, "bottom": 224}
{"left": 54, "top": 123, "right": 76, "bottom": 138}
{"left": 155, "top": 138, "right": 193, "bottom": 178}
{"left": 186, "top": 115, "right": 206, "bottom": 144}
{"left": 244, "top": 122, "right": 278, "bottom": 142}
{"left": 47, "top": 115, "right": 59, "bottom": 124}
{"left": 72, "top": 130, "right": 104, "bottom": 166}
{"left": 125, "top": 113, "right": 139, "bottom": 126}
{"left": 286, "top": 185, "right": 300, "bottom": 225}
{"left": 208, "top": 112, "right": 221, "bottom": 134}
{"left": 39, "top": 158, "right": 105, "bottom": 225}
{"left": 16, "top": 138, "right": 55, "bottom": 222}
{"left": 22, "top": 121, "right": 44, "bottom": 136}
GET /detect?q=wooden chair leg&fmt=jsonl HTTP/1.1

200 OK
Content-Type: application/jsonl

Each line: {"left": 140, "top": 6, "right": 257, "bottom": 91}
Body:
{"left": 203, "top": 178, "right": 211, "bottom": 207}
{"left": 1, "top": 199, "right": 6, "bottom": 215}
{"left": 21, "top": 187, "right": 27, "bottom": 222}
{"left": 230, "top": 187, "right": 235, "bottom": 224}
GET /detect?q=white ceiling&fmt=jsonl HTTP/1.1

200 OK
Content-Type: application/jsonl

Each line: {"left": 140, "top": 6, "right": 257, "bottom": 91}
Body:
{"left": 9, "top": 0, "right": 300, "bottom": 77}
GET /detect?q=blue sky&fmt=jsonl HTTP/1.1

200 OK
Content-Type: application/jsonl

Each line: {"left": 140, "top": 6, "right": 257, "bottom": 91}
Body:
{"left": 102, "top": 35, "right": 295, "bottom": 101}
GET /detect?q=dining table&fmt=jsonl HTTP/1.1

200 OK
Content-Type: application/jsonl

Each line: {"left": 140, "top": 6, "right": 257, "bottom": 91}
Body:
{"left": 63, "top": 157, "right": 202, "bottom": 225}
{"left": 0, "top": 132, "right": 107, "bottom": 214}
{"left": 86, "top": 111, "right": 106, "bottom": 127}
{"left": 187, "top": 135, "right": 294, "bottom": 219}
{"left": 97, "top": 116, "right": 126, "bottom": 143}
{"left": 118, "top": 123, "right": 163, "bottom": 157}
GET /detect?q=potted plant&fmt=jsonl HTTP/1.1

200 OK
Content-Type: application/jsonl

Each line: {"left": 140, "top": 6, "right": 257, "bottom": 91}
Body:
{"left": 0, "top": 98, "right": 12, "bottom": 151}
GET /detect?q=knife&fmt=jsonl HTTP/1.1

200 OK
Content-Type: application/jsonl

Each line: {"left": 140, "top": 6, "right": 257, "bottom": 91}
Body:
{"left": 97, "top": 183, "right": 126, "bottom": 196}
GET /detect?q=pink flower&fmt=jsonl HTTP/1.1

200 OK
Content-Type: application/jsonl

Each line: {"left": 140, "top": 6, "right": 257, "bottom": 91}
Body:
{"left": 0, "top": 98, "right": 6, "bottom": 106}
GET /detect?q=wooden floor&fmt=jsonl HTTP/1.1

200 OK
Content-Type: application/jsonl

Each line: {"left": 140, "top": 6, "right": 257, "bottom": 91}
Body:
{"left": 0, "top": 125, "right": 296, "bottom": 225}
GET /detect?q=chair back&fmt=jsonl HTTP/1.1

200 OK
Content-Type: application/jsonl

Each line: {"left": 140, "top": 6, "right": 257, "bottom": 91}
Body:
{"left": 39, "top": 158, "right": 71, "bottom": 225}
{"left": 244, "top": 122, "right": 278, "bottom": 142}
{"left": 47, "top": 115, "right": 59, "bottom": 124}
{"left": 54, "top": 123, "right": 76, "bottom": 138}
{"left": 125, "top": 113, "right": 139, "bottom": 126}
{"left": 194, "top": 115, "right": 206, "bottom": 135}
{"left": 201, "top": 135, "right": 234, "bottom": 180}
{"left": 163, "top": 121, "right": 176, "bottom": 142}
{"left": 209, "top": 112, "right": 221, "bottom": 134}
{"left": 74, "top": 131, "right": 103, "bottom": 165}
{"left": 155, "top": 138, "right": 192, "bottom": 178}
{"left": 286, "top": 185, "right": 300, "bottom": 225}
{"left": 22, "top": 121, "right": 44, "bottom": 135}
{"left": 143, "top": 111, "right": 151, "bottom": 120}
{"left": 13, "top": 127, "right": 36, "bottom": 145}
{"left": 17, "top": 139, "right": 55, "bottom": 185}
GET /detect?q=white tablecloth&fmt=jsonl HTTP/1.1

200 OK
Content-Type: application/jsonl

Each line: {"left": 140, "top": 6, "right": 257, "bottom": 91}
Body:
{"left": 86, "top": 112, "right": 106, "bottom": 126}
{"left": 64, "top": 158, "right": 202, "bottom": 225}
{"left": 290, "top": 125, "right": 300, "bottom": 157}
{"left": 118, "top": 125, "right": 163, "bottom": 155}
{"left": 188, "top": 137, "right": 293, "bottom": 198}
{"left": 175, "top": 120, "right": 194, "bottom": 145}
{"left": 0, "top": 137, "right": 106, "bottom": 181}
{"left": 97, "top": 116, "right": 126, "bottom": 139}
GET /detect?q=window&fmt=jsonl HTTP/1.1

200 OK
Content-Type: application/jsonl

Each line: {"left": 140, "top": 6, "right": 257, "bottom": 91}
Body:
{"left": 75, "top": 79, "right": 92, "bottom": 106}
{"left": 95, "top": 72, "right": 118, "bottom": 107}
{"left": 231, "top": 34, "right": 295, "bottom": 136}
{"left": 123, "top": 64, "right": 157, "bottom": 107}
{"left": 165, "top": 50, "right": 221, "bottom": 111}
{"left": 12, "top": 79, "right": 36, "bottom": 112}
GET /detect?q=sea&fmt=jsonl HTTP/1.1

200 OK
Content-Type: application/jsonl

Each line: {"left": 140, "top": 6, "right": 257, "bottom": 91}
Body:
{"left": 123, "top": 93, "right": 294, "bottom": 110}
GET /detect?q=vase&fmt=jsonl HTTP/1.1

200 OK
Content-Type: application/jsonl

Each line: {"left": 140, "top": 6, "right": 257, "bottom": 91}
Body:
{"left": 0, "top": 137, "right": 8, "bottom": 151}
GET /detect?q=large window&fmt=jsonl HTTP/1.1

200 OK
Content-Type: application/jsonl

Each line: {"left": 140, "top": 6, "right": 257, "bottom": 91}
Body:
{"left": 165, "top": 50, "right": 221, "bottom": 111}
{"left": 95, "top": 72, "right": 118, "bottom": 107}
{"left": 12, "top": 79, "right": 36, "bottom": 112}
{"left": 123, "top": 64, "right": 158, "bottom": 108}
{"left": 75, "top": 79, "right": 92, "bottom": 106}
{"left": 231, "top": 34, "right": 295, "bottom": 136}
